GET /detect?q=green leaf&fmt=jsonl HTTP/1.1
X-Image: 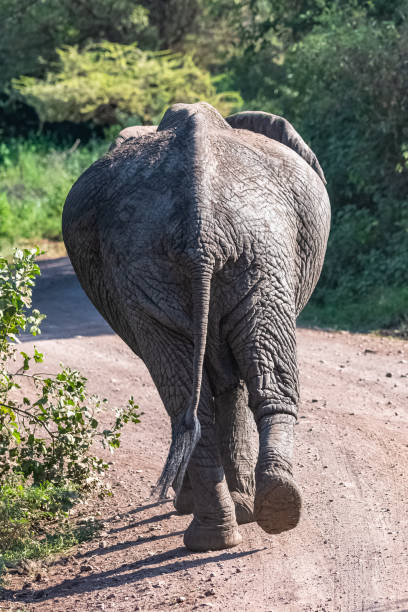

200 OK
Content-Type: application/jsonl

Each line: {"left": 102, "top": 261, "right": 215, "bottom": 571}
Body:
{"left": 20, "top": 351, "right": 30, "bottom": 371}
{"left": 12, "top": 429, "right": 21, "bottom": 444}
{"left": 33, "top": 348, "right": 44, "bottom": 363}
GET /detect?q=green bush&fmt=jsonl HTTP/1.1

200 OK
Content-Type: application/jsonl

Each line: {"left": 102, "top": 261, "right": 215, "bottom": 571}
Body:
{"left": 0, "top": 247, "right": 141, "bottom": 572}
{"left": 0, "top": 247, "right": 141, "bottom": 489}
{"left": 285, "top": 10, "right": 408, "bottom": 331}
{"left": 2, "top": 3, "right": 407, "bottom": 334}
{"left": 281, "top": 11, "right": 408, "bottom": 207}
{"left": 13, "top": 42, "right": 242, "bottom": 126}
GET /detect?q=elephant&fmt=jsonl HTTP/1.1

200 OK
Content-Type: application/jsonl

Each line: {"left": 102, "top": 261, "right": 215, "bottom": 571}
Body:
{"left": 62, "top": 102, "right": 330, "bottom": 552}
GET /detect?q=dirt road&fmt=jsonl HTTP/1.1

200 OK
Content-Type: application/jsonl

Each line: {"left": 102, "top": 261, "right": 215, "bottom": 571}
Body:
{"left": 2, "top": 258, "right": 407, "bottom": 612}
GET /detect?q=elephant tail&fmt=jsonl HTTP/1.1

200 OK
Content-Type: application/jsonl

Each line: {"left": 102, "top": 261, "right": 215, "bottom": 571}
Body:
{"left": 154, "top": 263, "right": 213, "bottom": 498}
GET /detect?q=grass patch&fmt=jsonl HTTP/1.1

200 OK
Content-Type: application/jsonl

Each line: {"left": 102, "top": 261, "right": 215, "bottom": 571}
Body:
{"left": 0, "top": 136, "right": 107, "bottom": 249}
{"left": 300, "top": 285, "right": 408, "bottom": 337}
{"left": 1, "top": 520, "right": 100, "bottom": 575}
{"left": 0, "top": 477, "right": 100, "bottom": 577}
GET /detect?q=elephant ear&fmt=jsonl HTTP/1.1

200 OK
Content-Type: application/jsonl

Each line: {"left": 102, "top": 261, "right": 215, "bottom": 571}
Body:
{"left": 226, "top": 111, "right": 326, "bottom": 184}
{"left": 109, "top": 125, "right": 157, "bottom": 152}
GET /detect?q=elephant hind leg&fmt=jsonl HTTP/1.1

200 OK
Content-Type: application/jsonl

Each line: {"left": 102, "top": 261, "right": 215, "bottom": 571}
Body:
{"left": 176, "top": 382, "right": 258, "bottom": 524}
{"left": 228, "top": 301, "right": 302, "bottom": 534}
{"left": 254, "top": 414, "right": 302, "bottom": 534}
{"left": 215, "top": 382, "right": 257, "bottom": 524}
{"left": 137, "top": 318, "right": 241, "bottom": 551}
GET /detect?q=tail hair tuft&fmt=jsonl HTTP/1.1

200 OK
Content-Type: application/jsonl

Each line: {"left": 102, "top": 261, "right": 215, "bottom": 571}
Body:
{"left": 152, "top": 412, "right": 201, "bottom": 499}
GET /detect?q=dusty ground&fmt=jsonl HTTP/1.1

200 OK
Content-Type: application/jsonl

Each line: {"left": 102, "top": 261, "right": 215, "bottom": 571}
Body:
{"left": 1, "top": 257, "right": 407, "bottom": 612}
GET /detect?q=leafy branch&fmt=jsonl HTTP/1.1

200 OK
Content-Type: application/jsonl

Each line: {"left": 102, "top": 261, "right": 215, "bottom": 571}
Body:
{"left": 0, "top": 248, "right": 141, "bottom": 492}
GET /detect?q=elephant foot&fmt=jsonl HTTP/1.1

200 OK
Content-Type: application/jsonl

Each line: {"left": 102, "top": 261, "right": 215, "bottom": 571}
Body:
{"left": 184, "top": 518, "right": 242, "bottom": 552}
{"left": 254, "top": 470, "right": 301, "bottom": 534}
{"left": 230, "top": 491, "right": 254, "bottom": 524}
{"left": 174, "top": 488, "right": 255, "bottom": 525}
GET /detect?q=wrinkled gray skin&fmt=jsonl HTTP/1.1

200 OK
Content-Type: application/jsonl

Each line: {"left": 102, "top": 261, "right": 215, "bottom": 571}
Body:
{"left": 62, "top": 102, "right": 330, "bottom": 552}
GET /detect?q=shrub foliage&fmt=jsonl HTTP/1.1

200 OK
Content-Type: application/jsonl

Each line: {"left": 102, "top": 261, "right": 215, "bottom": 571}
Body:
{"left": 0, "top": 248, "right": 140, "bottom": 490}
{"left": 282, "top": 10, "right": 408, "bottom": 327}
{"left": 13, "top": 43, "right": 242, "bottom": 126}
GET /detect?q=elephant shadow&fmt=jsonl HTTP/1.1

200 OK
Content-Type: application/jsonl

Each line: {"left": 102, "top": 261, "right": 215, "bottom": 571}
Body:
{"left": 3, "top": 499, "right": 261, "bottom": 604}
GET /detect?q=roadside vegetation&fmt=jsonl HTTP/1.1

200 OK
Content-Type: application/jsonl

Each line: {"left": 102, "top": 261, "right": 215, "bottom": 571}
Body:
{"left": 0, "top": 0, "right": 407, "bottom": 336}
{"left": 0, "top": 248, "right": 140, "bottom": 577}
{"left": 0, "top": 139, "right": 106, "bottom": 250}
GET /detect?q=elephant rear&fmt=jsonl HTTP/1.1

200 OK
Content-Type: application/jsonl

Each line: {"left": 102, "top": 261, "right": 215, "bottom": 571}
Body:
{"left": 63, "top": 103, "right": 330, "bottom": 548}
